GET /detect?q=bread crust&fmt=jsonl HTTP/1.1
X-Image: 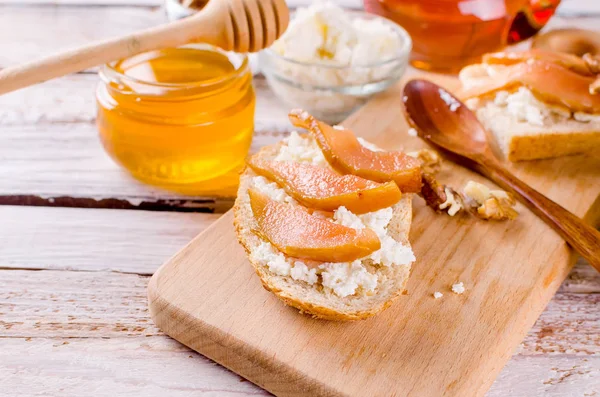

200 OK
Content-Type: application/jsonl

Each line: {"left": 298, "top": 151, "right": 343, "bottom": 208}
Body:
{"left": 507, "top": 130, "right": 600, "bottom": 161}
{"left": 233, "top": 140, "right": 414, "bottom": 321}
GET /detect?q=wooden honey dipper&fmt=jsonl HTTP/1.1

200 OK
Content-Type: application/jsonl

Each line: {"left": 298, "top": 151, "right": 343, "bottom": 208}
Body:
{"left": 0, "top": 0, "right": 289, "bottom": 95}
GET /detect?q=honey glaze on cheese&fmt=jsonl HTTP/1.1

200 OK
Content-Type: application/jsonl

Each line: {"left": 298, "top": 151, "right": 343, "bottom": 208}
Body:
{"left": 250, "top": 132, "right": 415, "bottom": 298}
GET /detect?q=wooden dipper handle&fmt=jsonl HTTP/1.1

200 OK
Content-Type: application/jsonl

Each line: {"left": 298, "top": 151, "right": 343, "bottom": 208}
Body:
{"left": 0, "top": 0, "right": 237, "bottom": 95}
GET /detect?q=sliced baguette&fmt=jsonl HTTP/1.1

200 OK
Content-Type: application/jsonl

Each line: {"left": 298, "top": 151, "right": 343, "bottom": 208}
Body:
{"left": 459, "top": 63, "right": 600, "bottom": 161}
{"left": 233, "top": 140, "right": 414, "bottom": 321}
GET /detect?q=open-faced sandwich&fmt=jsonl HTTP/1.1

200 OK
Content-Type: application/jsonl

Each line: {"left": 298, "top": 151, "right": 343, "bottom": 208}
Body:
{"left": 234, "top": 110, "right": 421, "bottom": 320}
{"left": 459, "top": 49, "right": 600, "bottom": 161}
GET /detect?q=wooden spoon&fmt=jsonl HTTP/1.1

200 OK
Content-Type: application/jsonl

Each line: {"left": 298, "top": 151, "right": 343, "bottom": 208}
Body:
{"left": 402, "top": 78, "right": 600, "bottom": 272}
{"left": 0, "top": 0, "right": 288, "bottom": 95}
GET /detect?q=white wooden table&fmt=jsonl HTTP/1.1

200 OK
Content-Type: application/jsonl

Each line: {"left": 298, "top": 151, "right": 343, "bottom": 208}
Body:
{"left": 0, "top": 0, "right": 598, "bottom": 395}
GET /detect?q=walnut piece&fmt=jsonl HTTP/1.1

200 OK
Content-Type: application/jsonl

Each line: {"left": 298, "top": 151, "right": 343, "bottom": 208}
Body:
{"left": 407, "top": 149, "right": 442, "bottom": 174}
{"left": 439, "top": 187, "right": 463, "bottom": 216}
{"left": 420, "top": 173, "right": 463, "bottom": 216}
{"left": 462, "top": 181, "right": 518, "bottom": 221}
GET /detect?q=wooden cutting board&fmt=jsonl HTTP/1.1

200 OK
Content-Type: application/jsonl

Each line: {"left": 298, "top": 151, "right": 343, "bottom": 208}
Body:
{"left": 148, "top": 74, "right": 600, "bottom": 397}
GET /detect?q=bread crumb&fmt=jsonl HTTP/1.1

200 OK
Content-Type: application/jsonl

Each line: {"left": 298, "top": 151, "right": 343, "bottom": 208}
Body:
{"left": 451, "top": 282, "right": 465, "bottom": 294}
{"left": 408, "top": 128, "right": 418, "bottom": 137}
{"left": 433, "top": 291, "right": 443, "bottom": 299}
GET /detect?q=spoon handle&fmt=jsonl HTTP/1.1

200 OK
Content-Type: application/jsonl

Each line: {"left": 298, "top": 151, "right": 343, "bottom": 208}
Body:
{"left": 479, "top": 157, "right": 600, "bottom": 272}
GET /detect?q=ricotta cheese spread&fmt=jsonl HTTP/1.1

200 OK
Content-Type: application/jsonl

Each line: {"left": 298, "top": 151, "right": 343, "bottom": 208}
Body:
{"left": 467, "top": 86, "right": 600, "bottom": 126}
{"left": 274, "top": 131, "right": 327, "bottom": 165}
{"left": 250, "top": 133, "right": 415, "bottom": 298}
{"left": 271, "top": 2, "right": 403, "bottom": 77}
{"left": 264, "top": 2, "right": 407, "bottom": 122}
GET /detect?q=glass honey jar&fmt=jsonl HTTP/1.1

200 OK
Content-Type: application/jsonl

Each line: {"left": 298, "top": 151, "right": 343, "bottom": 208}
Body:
{"left": 364, "top": 0, "right": 561, "bottom": 72}
{"left": 96, "top": 44, "right": 255, "bottom": 193}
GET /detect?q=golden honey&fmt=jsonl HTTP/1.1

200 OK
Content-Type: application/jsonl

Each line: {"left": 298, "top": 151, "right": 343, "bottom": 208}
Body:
{"left": 96, "top": 45, "right": 255, "bottom": 192}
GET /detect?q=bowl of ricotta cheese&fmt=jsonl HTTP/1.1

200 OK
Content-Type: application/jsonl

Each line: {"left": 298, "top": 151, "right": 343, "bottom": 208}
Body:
{"left": 259, "top": 2, "right": 412, "bottom": 123}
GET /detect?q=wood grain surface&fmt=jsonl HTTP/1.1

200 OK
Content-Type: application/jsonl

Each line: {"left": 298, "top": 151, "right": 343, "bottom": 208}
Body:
{"left": 1, "top": 0, "right": 599, "bottom": 396}
{"left": 148, "top": 77, "right": 600, "bottom": 396}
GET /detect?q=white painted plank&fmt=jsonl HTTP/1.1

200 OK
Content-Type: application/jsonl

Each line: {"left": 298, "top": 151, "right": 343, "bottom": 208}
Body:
{"left": 0, "top": 336, "right": 597, "bottom": 397}
{"left": 0, "top": 268, "right": 597, "bottom": 396}
{"left": 1, "top": 0, "right": 590, "bottom": 13}
{"left": 0, "top": 4, "right": 596, "bottom": 69}
{"left": 0, "top": 0, "right": 361, "bottom": 8}
{"left": 0, "top": 74, "right": 288, "bottom": 128}
{"left": 1, "top": 205, "right": 598, "bottom": 291}
{"left": 0, "top": 0, "right": 160, "bottom": 4}
{"left": 0, "top": 206, "right": 219, "bottom": 274}
{"left": 560, "top": 261, "right": 600, "bottom": 294}
{"left": 0, "top": 337, "right": 269, "bottom": 397}
{"left": 0, "top": 0, "right": 362, "bottom": 69}
{"left": 1, "top": 270, "right": 598, "bottom": 352}
{"left": 0, "top": 6, "right": 166, "bottom": 68}
{"left": 558, "top": 0, "right": 600, "bottom": 16}
{"left": 0, "top": 271, "right": 162, "bottom": 338}
{"left": 0, "top": 123, "right": 284, "bottom": 207}
{"left": 489, "top": 355, "right": 600, "bottom": 397}
{"left": 0, "top": 76, "right": 288, "bottom": 208}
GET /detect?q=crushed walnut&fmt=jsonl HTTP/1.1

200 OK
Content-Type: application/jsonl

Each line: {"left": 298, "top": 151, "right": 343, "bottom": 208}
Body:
{"left": 407, "top": 149, "right": 442, "bottom": 174}
{"left": 439, "top": 187, "right": 463, "bottom": 216}
{"left": 415, "top": 152, "right": 517, "bottom": 221}
{"left": 420, "top": 173, "right": 464, "bottom": 216}
{"left": 461, "top": 181, "right": 518, "bottom": 220}
{"left": 420, "top": 174, "right": 447, "bottom": 209}
{"left": 420, "top": 176, "right": 518, "bottom": 221}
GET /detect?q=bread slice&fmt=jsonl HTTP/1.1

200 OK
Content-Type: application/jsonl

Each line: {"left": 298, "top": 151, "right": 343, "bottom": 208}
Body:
{"left": 233, "top": 138, "right": 414, "bottom": 321}
{"left": 459, "top": 64, "right": 600, "bottom": 161}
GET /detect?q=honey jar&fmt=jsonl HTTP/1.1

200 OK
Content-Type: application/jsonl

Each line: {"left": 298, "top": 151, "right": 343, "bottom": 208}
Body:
{"left": 96, "top": 44, "right": 255, "bottom": 192}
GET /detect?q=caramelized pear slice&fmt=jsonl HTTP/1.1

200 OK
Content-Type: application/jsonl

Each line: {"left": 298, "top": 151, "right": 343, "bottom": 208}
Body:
{"left": 248, "top": 189, "right": 380, "bottom": 262}
{"left": 247, "top": 157, "right": 402, "bottom": 214}
{"left": 289, "top": 110, "right": 422, "bottom": 193}
{"left": 483, "top": 49, "right": 595, "bottom": 76}
{"left": 461, "top": 60, "right": 600, "bottom": 114}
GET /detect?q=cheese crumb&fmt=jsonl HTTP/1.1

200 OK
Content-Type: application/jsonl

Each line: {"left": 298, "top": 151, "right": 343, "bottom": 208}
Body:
{"left": 407, "top": 128, "right": 418, "bottom": 137}
{"left": 439, "top": 88, "right": 461, "bottom": 112}
{"left": 433, "top": 291, "right": 443, "bottom": 299}
{"left": 451, "top": 282, "right": 465, "bottom": 295}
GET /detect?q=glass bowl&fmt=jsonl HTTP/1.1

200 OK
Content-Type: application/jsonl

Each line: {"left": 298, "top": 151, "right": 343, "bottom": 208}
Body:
{"left": 259, "top": 11, "right": 412, "bottom": 124}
